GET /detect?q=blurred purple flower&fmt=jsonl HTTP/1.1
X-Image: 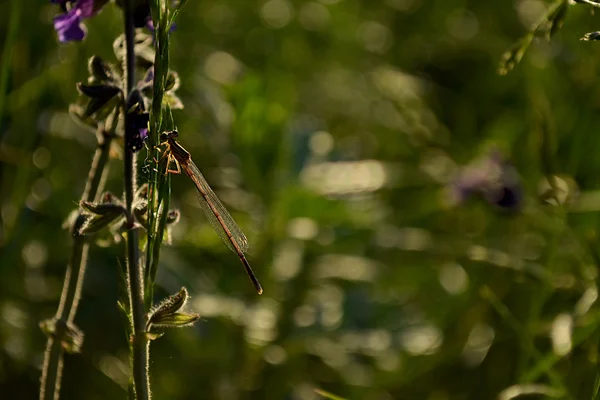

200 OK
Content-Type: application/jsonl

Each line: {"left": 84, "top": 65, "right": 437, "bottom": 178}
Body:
{"left": 52, "top": 0, "right": 98, "bottom": 43}
{"left": 450, "top": 150, "right": 522, "bottom": 211}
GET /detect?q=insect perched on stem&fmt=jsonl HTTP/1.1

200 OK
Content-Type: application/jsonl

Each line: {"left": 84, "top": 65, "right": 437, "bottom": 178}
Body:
{"left": 159, "top": 130, "right": 263, "bottom": 295}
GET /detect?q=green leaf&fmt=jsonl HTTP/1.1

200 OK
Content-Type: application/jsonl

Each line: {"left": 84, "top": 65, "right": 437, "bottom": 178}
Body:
{"left": 543, "top": 0, "right": 570, "bottom": 39}
{"left": 498, "top": 0, "right": 570, "bottom": 75}
{"left": 170, "top": 0, "right": 189, "bottom": 25}
{"left": 150, "top": 312, "right": 200, "bottom": 328}
{"left": 145, "top": 332, "right": 164, "bottom": 341}
{"left": 164, "top": 92, "right": 183, "bottom": 110}
{"left": 314, "top": 388, "right": 348, "bottom": 400}
{"left": 498, "top": 34, "right": 534, "bottom": 76}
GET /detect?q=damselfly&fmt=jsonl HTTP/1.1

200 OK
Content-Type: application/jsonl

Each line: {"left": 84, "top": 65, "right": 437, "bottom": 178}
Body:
{"left": 159, "top": 130, "right": 263, "bottom": 294}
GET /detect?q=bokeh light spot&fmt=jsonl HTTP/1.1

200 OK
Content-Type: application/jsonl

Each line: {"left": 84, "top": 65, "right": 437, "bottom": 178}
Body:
{"left": 309, "top": 130, "right": 334, "bottom": 156}
{"left": 356, "top": 21, "right": 392, "bottom": 54}
{"left": 438, "top": 263, "right": 468, "bottom": 295}
{"left": 288, "top": 217, "right": 318, "bottom": 240}
{"left": 22, "top": 240, "right": 48, "bottom": 269}
{"left": 400, "top": 324, "right": 443, "bottom": 355}
{"left": 32, "top": 147, "right": 51, "bottom": 169}
{"left": 299, "top": 2, "right": 330, "bottom": 31}
{"left": 204, "top": 51, "right": 242, "bottom": 85}
{"left": 260, "top": 0, "right": 294, "bottom": 29}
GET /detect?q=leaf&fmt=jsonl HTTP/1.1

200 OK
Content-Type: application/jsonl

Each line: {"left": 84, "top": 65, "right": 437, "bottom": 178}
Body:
{"left": 82, "top": 91, "right": 122, "bottom": 119}
{"left": 77, "top": 83, "right": 121, "bottom": 100}
{"left": 498, "top": 34, "right": 534, "bottom": 76}
{"left": 164, "top": 92, "right": 183, "bottom": 109}
{"left": 79, "top": 208, "right": 126, "bottom": 235}
{"left": 69, "top": 104, "right": 98, "bottom": 130}
{"left": 314, "top": 388, "right": 348, "bottom": 400}
{"left": 543, "top": 0, "right": 570, "bottom": 39}
{"left": 499, "top": 0, "right": 570, "bottom": 75}
{"left": 145, "top": 332, "right": 164, "bottom": 341}
{"left": 80, "top": 200, "right": 126, "bottom": 216}
{"left": 170, "top": 0, "right": 189, "bottom": 25}
{"left": 148, "top": 287, "right": 190, "bottom": 324}
{"left": 165, "top": 70, "right": 180, "bottom": 91}
{"left": 39, "top": 318, "right": 84, "bottom": 354}
{"left": 87, "top": 55, "right": 114, "bottom": 83}
{"left": 150, "top": 312, "right": 200, "bottom": 328}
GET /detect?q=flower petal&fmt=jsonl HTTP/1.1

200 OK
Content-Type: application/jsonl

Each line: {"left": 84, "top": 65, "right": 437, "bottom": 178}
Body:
{"left": 76, "top": 0, "right": 96, "bottom": 18}
{"left": 53, "top": 10, "right": 86, "bottom": 42}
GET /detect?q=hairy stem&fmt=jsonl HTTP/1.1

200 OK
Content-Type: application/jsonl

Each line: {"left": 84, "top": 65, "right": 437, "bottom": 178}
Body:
{"left": 123, "top": 0, "right": 150, "bottom": 398}
{"left": 40, "top": 122, "right": 116, "bottom": 400}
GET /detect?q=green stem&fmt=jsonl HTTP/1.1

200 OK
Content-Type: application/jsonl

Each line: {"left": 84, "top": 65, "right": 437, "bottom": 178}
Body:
{"left": 40, "top": 120, "right": 116, "bottom": 400}
{"left": 123, "top": 1, "right": 149, "bottom": 398}
{"left": 145, "top": 0, "right": 170, "bottom": 308}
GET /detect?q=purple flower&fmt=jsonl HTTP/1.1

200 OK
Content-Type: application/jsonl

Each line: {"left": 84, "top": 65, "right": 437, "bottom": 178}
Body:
{"left": 449, "top": 150, "right": 522, "bottom": 211}
{"left": 52, "top": 0, "right": 97, "bottom": 43}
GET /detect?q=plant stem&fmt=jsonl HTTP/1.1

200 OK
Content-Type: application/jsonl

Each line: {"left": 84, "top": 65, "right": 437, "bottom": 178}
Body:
{"left": 123, "top": 1, "right": 150, "bottom": 398}
{"left": 40, "top": 121, "right": 116, "bottom": 400}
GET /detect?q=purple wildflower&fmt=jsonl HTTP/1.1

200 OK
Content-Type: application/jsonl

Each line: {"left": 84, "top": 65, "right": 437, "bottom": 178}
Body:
{"left": 52, "top": 0, "right": 97, "bottom": 43}
{"left": 449, "top": 150, "right": 522, "bottom": 211}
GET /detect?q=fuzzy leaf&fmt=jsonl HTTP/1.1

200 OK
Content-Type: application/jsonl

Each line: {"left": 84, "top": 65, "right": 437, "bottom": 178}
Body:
{"left": 145, "top": 332, "right": 164, "bottom": 341}
{"left": 133, "top": 206, "right": 148, "bottom": 230}
{"left": 499, "top": 0, "right": 570, "bottom": 75}
{"left": 78, "top": 83, "right": 121, "bottom": 100}
{"left": 149, "top": 287, "right": 189, "bottom": 320}
{"left": 548, "top": 1, "right": 569, "bottom": 38}
{"left": 498, "top": 35, "right": 534, "bottom": 76}
{"left": 87, "top": 55, "right": 114, "bottom": 83}
{"left": 82, "top": 92, "right": 122, "bottom": 119}
{"left": 150, "top": 312, "right": 200, "bottom": 328}
{"left": 79, "top": 209, "right": 126, "bottom": 235}
{"left": 136, "top": 183, "right": 149, "bottom": 200}
{"left": 165, "top": 70, "right": 180, "bottom": 92}
{"left": 80, "top": 201, "right": 126, "bottom": 216}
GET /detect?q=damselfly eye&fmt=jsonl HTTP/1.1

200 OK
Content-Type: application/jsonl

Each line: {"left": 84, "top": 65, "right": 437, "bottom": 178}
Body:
{"left": 160, "top": 130, "right": 179, "bottom": 142}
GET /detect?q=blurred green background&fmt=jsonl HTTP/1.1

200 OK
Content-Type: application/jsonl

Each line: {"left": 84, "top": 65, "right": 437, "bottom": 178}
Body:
{"left": 3, "top": 0, "right": 600, "bottom": 399}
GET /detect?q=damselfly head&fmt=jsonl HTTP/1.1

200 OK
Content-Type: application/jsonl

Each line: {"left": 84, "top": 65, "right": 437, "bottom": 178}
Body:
{"left": 160, "top": 130, "right": 179, "bottom": 143}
